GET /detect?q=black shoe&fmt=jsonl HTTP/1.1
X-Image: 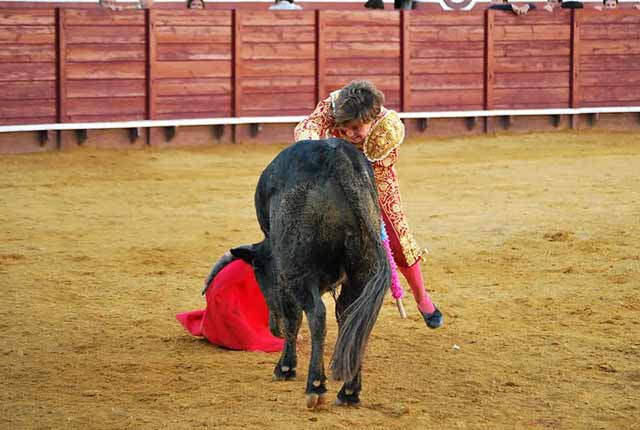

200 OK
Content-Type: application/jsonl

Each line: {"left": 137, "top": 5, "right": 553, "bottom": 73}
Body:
{"left": 421, "top": 307, "right": 444, "bottom": 329}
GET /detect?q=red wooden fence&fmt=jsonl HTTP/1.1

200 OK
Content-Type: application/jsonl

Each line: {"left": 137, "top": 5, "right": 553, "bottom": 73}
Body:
{"left": 1, "top": 7, "right": 639, "bottom": 127}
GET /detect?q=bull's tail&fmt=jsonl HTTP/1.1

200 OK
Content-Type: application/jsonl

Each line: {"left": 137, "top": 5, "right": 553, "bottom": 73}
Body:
{"left": 330, "top": 146, "right": 392, "bottom": 382}
{"left": 330, "top": 256, "right": 390, "bottom": 382}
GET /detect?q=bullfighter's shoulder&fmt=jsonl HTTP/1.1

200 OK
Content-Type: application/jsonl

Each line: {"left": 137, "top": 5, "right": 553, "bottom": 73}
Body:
{"left": 363, "top": 110, "right": 405, "bottom": 162}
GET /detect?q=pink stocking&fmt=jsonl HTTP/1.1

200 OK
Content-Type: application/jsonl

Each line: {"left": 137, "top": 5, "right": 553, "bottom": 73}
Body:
{"left": 398, "top": 262, "right": 435, "bottom": 314}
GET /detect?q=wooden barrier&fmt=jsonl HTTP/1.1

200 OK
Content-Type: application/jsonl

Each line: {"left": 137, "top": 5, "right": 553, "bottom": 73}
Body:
{"left": 0, "top": 6, "right": 639, "bottom": 143}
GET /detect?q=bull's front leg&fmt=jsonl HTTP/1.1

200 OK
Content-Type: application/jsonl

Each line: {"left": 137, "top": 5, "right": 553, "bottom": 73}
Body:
{"left": 303, "top": 289, "right": 328, "bottom": 409}
{"left": 272, "top": 295, "right": 301, "bottom": 381}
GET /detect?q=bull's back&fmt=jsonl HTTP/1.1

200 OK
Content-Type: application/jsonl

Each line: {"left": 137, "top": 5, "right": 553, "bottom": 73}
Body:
{"left": 255, "top": 139, "right": 378, "bottom": 238}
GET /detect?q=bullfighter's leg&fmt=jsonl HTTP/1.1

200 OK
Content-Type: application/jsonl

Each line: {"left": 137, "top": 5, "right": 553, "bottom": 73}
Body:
{"left": 334, "top": 277, "right": 364, "bottom": 406}
{"left": 382, "top": 211, "right": 443, "bottom": 329}
{"left": 303, "top": 286, "right": 328, "bottom": 408}
{"left": 273, "top": 294, "right": 301, "bottom": 381}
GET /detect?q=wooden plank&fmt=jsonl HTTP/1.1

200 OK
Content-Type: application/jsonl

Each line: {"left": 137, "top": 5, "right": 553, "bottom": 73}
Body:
{"left": 241, "top": 76, "right": 314, "bottom": 94}
{"left": 65, "top": 97, "right": 146, "bottom": 116}
{"left": 581, "top": 70, "right": 640, "bottom": 87}
{"left": 410, "top": 42, "right": 485, "bottom": 59}
{"left": 493, "top": 10, "right": 571, "bottom": 25}
{"left": 0, "top": 63, "right": 56, "bottom": 81}
{"left": 240, "top": 107, "right": 314, "bottom": 117}
{"left": 493, "top": 25, "right": 570, "bottom": 42}
{"left": 226, "top": 92, "right": 316, "bottom": 111}
{"left": 485, "top": 9, "right": 494, "bottom": 111}
{"left": 65, "top": 45, "right": 146, "bottom": 62}
{"left": 580, "top": 10, "right": 640, "bottom": 25}
{"left": 0, "top": 99, "right": 56, "bottom": 117}
{"left": 325, "top": 25, "right": 400, "bottom": 43}
{"left": 493, "top": 101, "right": 568, "bottom": 109}
{"left": 411, "top": 73, "right": 484, "bottom": 91}
{"left": 240, "top": 59, "right": 315, "bottom": 78}
{"left": 494, "top": 71, "right": 569, "bottom": 89}
{"left": 147, "top": 9, "right": 156, "bottom": 121}
{"left": 155, "top": 111, "right": 232, "bottom": 120}
{"left": 406, "top": 102, "right": 484, "bottom": 112}
{"left": 65, "top": 62, "right": 146, "bottom": 79}
{"left": 493, "top": 88, "right": 570, "bottom": 106}
{"left": 0, "top": 26, "right": 55, "bottom": 44}
{"left": 410, "top": 26, "right": 485, "bottom": 43}
{"left": 156, "top": 78, "right": 232, "bottom": 96}
{"left": 401, "top": 9, "right": 410, "bottom": 111}
{"left": 325, "top": 75, "right": 400, "bottom": 91}
{"left": 571, "top": 9, "right": 581, "bottom": 109}
{"left": 63, "top": 113, "right": 146, "bottom": 123}
{"left": 57, "top": 8, "right": 65, "bottom": 124}
{"left": 326, "top": 42, "right": 400, "bottom": 59}
{"left": 0, "top": 116, "right": 56, "bottom": 126}
{"left": 155, "top": 60, "right": 232, "bottom": 79}
{"left": 326, "top": 58, "right": 399, "bottom": 75}
{"left": 580, "top": 24, "right": 640, "bottom": 41}
{"left": 316, "top": 10, "right": 325, "bottom": 104}
{"left": 66, "top": 79, "right": 146, "bottom": 98}
{"left": 65, "top": 26, "right": 145, "bottom": 44}
{"left": 410, "top": 11, "right": 484, "bottom": 27}
{"left": 494, "top": 40, "right": 570, "bottom": 57}
{"left": 240, "top": 42, "right": 315, "bottom": 60}
{"left": 155, "top": 26, "right": 232, "bottom": 44}
{"left": 0, "top": 44, "right": 56, "bottom": 62}
{"left": 241, "top": 26, "right": 315, "bottom": 43}
{"left": 241, "top": 10, "right": 315, "bottom": 26}
{"left": 410, "top": 89, "right": 484, "bottom": 107}
{"left": 0, "top": 81, "right": 56, "bottom": 100}
{"left": 323, "top": 10, "right": 399, "bottom": 27}
{"left": 64, "top": 9, "right": 144, "bottom": 26}
{"left": 580, "top": 55, "right": 640, "bottom": 71}
{"left": 411, "top": 58, "right": 484, "bottom": 74}
{"left": 155, "top": 10, "right": 232, "bottom": 26}
{"left": 494, "top": 56, "right": 570, "bottom": 72}
{"left": 581, "top": 39, "right": 640, "bottom": 56}
{"left": 580, "top": 86, "right": 640, "bottom": 103}
{"left": 157, "top": 43, "right": 232, "bottom": 61}
{"left": 0, "top": 9, "right": 55, "bottom": 26}
{"left": 156, "top": 95, "right": 233, "bottom": 114}
{"left": 233, "top": 9, "right": 242, "bottom": 116}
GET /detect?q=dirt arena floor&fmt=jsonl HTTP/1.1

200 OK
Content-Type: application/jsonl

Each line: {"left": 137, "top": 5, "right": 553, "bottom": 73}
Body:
{"left": 1, "top": 131, "right": 639, "bottom": 430}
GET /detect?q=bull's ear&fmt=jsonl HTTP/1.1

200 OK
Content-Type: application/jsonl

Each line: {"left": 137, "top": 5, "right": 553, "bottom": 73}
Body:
{"left": 229, "top": 245, "right": 255, "bottom": 263}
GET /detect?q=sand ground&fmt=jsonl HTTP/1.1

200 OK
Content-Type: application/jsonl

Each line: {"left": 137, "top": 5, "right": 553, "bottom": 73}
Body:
{"left": 1, "top": 131, "right": 639, "bottom": 430}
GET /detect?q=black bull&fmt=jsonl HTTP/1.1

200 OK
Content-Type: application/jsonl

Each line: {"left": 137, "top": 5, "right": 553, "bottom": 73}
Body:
{"left": 205, "top": 138, "right": 391, "bottom": 408}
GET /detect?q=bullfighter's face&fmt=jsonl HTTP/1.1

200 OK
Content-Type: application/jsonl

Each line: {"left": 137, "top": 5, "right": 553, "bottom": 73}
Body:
{"left": 339, "top": 120, "right": 373, "bottom": 145}
{"left": 604, "top": 0, "right": 617, "bottom": 7}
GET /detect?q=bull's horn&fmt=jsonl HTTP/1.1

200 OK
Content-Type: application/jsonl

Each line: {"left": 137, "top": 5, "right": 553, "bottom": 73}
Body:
{"left": 201, "top": 251, "right": 237, "bottom": 295}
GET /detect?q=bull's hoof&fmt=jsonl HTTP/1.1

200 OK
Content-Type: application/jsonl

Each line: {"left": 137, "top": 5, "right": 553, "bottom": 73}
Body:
{"left": 305, "top": 392, "right": 328, "bottom": 409}
{"left": 273, "top": 365, "right": 297, "bottom": 381}
{"left": 335, "top": 391, "right": 360, "bottom": 407}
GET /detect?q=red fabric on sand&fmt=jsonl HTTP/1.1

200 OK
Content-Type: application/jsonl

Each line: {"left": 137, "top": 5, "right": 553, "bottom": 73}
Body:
{"left": 176, "top": 259, "right": 284, "bottom": 352}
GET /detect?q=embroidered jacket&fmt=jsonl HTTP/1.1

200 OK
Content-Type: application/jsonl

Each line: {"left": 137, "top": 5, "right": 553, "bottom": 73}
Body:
{"left": 294, "top": 91, "right": 425, "bottom": 267}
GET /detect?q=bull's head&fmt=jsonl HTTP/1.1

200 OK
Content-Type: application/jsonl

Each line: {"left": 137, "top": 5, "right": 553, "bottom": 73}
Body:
{"left": 229, "top": 242, "right": 285, "bottom": 339}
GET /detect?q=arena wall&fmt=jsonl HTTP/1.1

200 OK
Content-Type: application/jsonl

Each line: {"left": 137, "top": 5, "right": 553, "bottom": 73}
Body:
{"left": 0, "top": 4, "right": 639, "bottom": 152}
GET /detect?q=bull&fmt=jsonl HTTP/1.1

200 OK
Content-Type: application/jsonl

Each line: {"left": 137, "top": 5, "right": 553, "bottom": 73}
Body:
{"left": 205, "top": 138, "right": 391, "bottom": 408}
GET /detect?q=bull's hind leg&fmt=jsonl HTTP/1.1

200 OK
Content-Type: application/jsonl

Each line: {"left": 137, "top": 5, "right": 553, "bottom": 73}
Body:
{"left": 273, "top": 295, "right": 301, "bottom": 381}
{"left": 334, "top": 274, "right": 366, "bottom": 406}
{"left": 303, "top": 287, "right": 328, "bottom": 408}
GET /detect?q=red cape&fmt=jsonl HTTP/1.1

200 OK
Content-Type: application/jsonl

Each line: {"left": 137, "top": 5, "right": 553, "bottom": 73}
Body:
{"left": 176, "top": 259, "right": 284, "bottom": 352}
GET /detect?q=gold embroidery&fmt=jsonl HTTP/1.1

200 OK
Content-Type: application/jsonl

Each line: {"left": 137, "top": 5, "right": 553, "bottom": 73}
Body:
{"left": 363, "top": 110, "right": 404, "bottom": 162}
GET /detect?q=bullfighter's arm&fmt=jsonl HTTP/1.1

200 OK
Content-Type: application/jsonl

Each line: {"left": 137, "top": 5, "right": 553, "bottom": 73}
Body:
{"left": 367, "top": 112, "right": 425, "bottom": 267}
{"left": 294, "top": 97, "right": 334, "bottom": 141}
